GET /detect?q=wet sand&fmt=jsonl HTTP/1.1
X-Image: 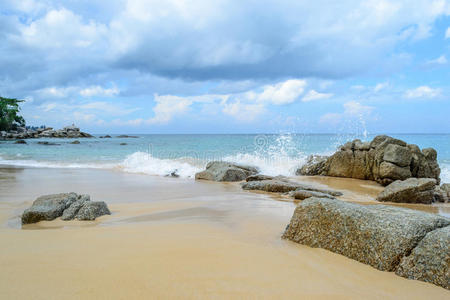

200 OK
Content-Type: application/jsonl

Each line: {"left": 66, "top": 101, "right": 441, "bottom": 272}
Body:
{"left": 0, "top": 166, "right": 449, "bottom": 299}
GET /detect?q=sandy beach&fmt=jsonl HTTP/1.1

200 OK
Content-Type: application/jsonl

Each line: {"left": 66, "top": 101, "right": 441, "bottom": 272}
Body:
{"left": 0, "top": 166, "right": 449, "bottom": 299}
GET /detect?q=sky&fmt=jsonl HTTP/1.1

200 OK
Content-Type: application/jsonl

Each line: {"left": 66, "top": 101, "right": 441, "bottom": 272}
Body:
{"left": 0, "top": 0, "right": 450, "bottom": 134}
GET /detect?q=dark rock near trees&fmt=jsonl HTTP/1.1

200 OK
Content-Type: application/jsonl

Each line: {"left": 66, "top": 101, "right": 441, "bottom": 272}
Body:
{"left": 22, "top": 193, "right": 110, "bottom": 224}
{"left": 396, "top": 226, "right": 450, "bottom": 290}
{"left": 297, "top": 135, "right": 441, "bottom": 186}
{"left": 282, "top": 197, "right": 450, "bottom": 274}
{"left": 3, "top": 125, "right": 92, "bottom": 140}
{"left": 76, "top": 201, "right": 111, "bottom": 221}
{"left": 14, "top": 139, "right": 27, "bottom": 144}
{"left": 195, "top": 161, "right": 258, "bottom": 182}
{"left": 22, "top": 193, "right": 78, "bottom": 224}
{"left": 376, "top": 178, "right": 437, "bottom": 204}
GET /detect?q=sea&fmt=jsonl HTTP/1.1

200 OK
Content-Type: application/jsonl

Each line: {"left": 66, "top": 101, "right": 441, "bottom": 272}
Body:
{"left": 1, "top": 134, "right": 449, "bottom": 183}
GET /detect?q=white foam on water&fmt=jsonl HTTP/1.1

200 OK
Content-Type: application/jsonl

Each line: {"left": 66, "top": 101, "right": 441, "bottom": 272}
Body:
{"left": 118, "top": 152, "right": 203, "bottom": 178}
{"left": 440, "top": 164, "right": 450, "bottom": 184}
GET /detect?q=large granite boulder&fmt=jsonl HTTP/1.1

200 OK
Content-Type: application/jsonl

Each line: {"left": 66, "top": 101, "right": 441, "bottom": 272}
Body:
{"left": 376, "top": 178, "right": 437, "bottom": 204}
{"left": 22, "top": 193, "right": 110, "bottom": 224}
{"left": 22, "top": 193, "right": 78, "bottom": 224}
{"left": 195, "top": 161, "right": 258, "bottom": 182}
{"left": 396, "top": 226, "right": 450, "bottom": 290}
{"left": 282, "top": 198, "right": 450, "bottom": 272}
{"left": 297, "top": 135, "right": 440, "bottom": 186}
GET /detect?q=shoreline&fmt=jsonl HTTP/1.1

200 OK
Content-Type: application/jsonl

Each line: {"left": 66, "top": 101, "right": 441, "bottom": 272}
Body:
{"left": 1, "top": 166, "right": 449, "bottom": 298}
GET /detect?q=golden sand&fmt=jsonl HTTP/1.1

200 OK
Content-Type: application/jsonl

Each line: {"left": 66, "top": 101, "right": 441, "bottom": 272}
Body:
{"left": 0, "top": 167, "right": 449, "bottom": 299}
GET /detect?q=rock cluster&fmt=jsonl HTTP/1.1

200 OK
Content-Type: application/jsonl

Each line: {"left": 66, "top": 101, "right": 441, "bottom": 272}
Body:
{"left": 283, "top": 197, "right": 450, "bottom": 289}
{"left": 297, "top": 135, "right": 440, "bottom": 186}
{"left": 21, "top": 193, "right": 110, "bottom": 225}
{"left": 1, "top": 125, "right": 93, "bottom": 140}
{"left": 195, "top": 161, "right": 259, "bottom": 182}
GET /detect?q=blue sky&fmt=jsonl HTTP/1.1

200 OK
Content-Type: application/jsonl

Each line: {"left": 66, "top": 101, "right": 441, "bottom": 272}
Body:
{"left": 0, "top": 0, "right": 449, "bottom": 134}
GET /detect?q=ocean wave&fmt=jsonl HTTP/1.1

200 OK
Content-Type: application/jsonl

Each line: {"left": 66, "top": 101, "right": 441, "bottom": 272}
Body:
{"left": 440, "top": 164, "right": 450, "bottom": 184}
{"left": 118, "top": 152, "right": 203, "bottom": 178}
{"left": 0, "top": 157, "right": 115, "bottom": 170}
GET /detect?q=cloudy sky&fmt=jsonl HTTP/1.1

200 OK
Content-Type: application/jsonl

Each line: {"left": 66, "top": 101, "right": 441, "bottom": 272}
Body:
{"left": 1, "top": 0, "right": 449, "bottom": 133}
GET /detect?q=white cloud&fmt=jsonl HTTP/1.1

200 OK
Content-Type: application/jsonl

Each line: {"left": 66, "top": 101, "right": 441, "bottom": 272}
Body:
{"left": 404, "top": 86, "right": 441, "bottom": 99}
{"left": 302, "top": 90, "right": 333, "bottom": 102}
{"left": 222, "top": 100, "right": 265, "bottom": 121}
{"left": 320, "top": 101, "right": 374, "bottom": 126}
{"left": 80, "top": 86, "right": 119, "bottom": 97}
{"left": 426, "top": 55, "right": 447, "bottom": 65}
{"left": 255, "top": 79, "right": 306, "bottom": 105}
{"left": 374, "top": 82, "right": 389, "bottom": 92}
{"left": 319, "top": 113, "right": 342, "bottom": 126}
{"left": 343, "top": 101, "right": 374, "bottom": 115}
{"left": 446, "top": 27, "right": 450, "bottom": 39}
{"left": 147, "top": 95, "right": 193, "bottom": 124}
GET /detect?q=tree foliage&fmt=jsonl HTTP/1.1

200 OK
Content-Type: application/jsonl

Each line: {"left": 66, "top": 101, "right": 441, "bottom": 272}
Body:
{"left": 0, "top": 97, "right": 25, "bottom": 131}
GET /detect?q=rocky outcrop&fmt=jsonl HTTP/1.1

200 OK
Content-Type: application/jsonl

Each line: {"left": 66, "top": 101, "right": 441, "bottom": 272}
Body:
{"left": 14, "top": 139, "right": 27, "bottom": 144}
{"left": 297, "top": 135, "right": 440, "bottom": 186}
{"left": 241, "top": 178, "right": 343, "bottom": 197}
{"left": 282, "top": 197, "right": 450, "bottom": 289}
{"left": 376, "top": 178, "right": 437, "bottom": 204}
{"left": 195, "top": 161, "right": 258, "bottom": 182}
{"left": 396, "top": 226, "right": 450, "bottom": 289}
{"left": 116, "top": 135, "right": 138, "bottom": 138}
{"left": 22, "top": 193, "right": 110, "bottom": 225}
{"left": 1, "top": 125, "right": 93, "bottom": 140}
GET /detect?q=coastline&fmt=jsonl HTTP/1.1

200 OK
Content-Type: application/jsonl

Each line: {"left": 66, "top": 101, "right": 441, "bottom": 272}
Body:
{"left": 1, "top": 166, "right": 449, "bottom": 299}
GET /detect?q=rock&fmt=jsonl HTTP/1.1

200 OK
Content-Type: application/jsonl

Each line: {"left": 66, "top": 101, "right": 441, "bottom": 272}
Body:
{"left": 289, "top": 189, "right": 336, "bottom": 200}
{"left": 165, "top": 170, "right": 180, "bottom": 178}
{"left": 70, "top": 140, "right": 80, "bottom": 144}
{"left": 242, "top": 179, "right": 301, "bottom": 193}
{"left": 395, "top": 226, "right": 450, "bottom": 290}
{"left": 76, "top": 201, "right": 111, "bottom": 221}
{"left": 22, "top": 193, "right": 78, "bottom": 224}
{"left": 241, "top": 179, "right": 343, "bottom": 196}
{"left": 296, "top": 135, "right": 440, "bottom": 186}
{"left": 376, "top": 178, "right": 437, "bottom": 204}
{"left": 433, "top": 186, "right": 448, "bottom": 203}
{"left": 61, "top": 195, "right": 90, "bottom": 220}
{"left": 120, "top": 143, "right": 127, "bottom": 145}
{"left": 117, "top": 135, "right": 138, "bottom": 138}
{"left": 37, "top": 141, "right": 60, "bottom": 146}
{"left": 22, "top": 193, "right": 111, "bottom": 224}
{"left": 383, "top": 144, "right": 412, "bottom": 167}
{"left": 195, "top": 161, "right": 258, "bottom": 182}
{"left": 245, "top": 174, "right": 274, "bottom": 181}
{"left": 282, "top": 197, "right": 450, "bottom": 272}
{"left": 100, "top": 135, "right": 112, "bottom": 138}
{"left": 14, "top": 139, "right": 27, "bottom": 144}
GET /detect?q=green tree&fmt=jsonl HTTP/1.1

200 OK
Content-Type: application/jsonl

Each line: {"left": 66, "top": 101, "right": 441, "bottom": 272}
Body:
{"left": 0, "top": 97, "right": 25, "bottom": 131}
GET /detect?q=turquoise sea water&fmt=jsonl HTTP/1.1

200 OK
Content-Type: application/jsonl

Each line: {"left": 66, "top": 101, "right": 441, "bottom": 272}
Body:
{"left": 1, "top": 134, "right": 449, "bottom": 182}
